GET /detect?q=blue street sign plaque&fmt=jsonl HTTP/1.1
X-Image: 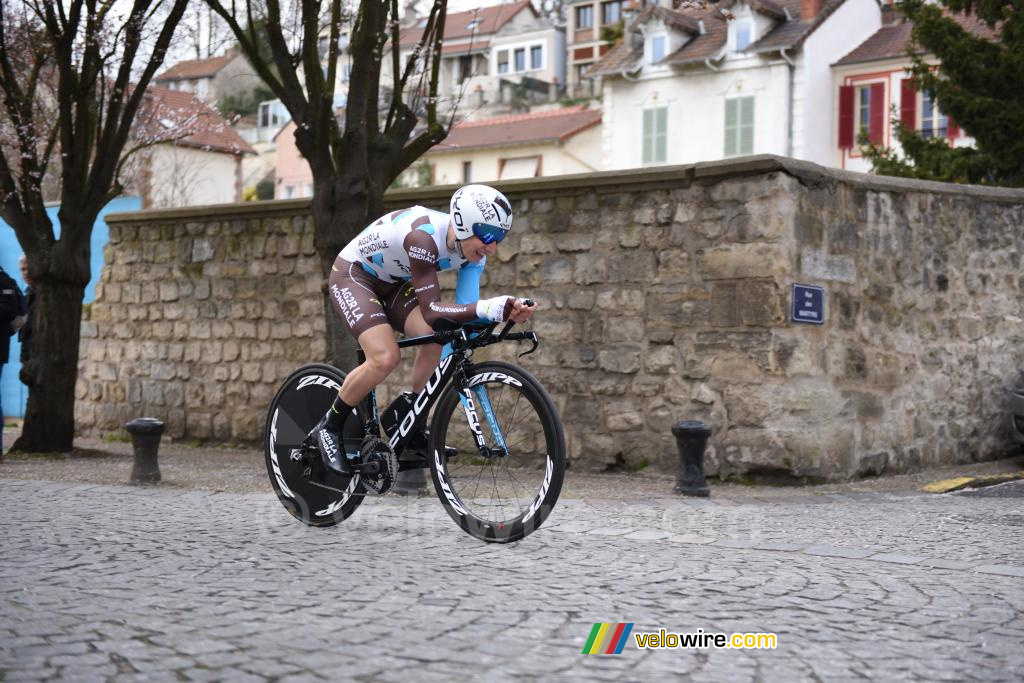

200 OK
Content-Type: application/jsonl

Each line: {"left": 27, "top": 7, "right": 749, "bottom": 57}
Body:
{"left": 791, "top": 283, "right": 825, "bottom": 325}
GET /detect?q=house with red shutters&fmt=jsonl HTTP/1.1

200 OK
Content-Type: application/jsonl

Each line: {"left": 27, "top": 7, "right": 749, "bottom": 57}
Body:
{"left": 832, "top": 6, "right": 988, "bottom": 172}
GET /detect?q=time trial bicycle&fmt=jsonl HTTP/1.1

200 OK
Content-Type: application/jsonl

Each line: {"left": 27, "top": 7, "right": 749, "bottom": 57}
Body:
{"left": 263, "top": 310, "right": 565, "bottom": 543}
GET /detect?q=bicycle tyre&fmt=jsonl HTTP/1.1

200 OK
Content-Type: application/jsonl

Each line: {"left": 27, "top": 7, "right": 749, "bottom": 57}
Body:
{"left": 429, "top": 361, "right": 565, "bottom": 543}
{"left": 264, "top": 363, "right": 365, "bottom": 527}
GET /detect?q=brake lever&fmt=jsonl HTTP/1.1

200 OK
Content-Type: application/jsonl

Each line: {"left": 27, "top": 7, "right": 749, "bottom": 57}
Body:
{"left": 518, "top": 332, "right": 539, "bottom": 358}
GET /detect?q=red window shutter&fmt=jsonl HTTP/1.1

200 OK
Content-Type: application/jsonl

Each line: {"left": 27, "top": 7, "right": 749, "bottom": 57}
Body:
{"left": 838, "top": 85, "right": 855, "bottom": 148}
{"left": 947, "top": 115, "right": 959, "bottom": 140}
{"left": 869, "top": 82, "right": 885, "bottom": 144}
{"left": 900, "top": 78, "right": 916, "bottom": 130}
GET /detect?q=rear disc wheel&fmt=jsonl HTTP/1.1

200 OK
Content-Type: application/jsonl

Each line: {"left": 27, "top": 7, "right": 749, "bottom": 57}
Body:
{"left": 264, "top": 363, "right": 365, "bottom": 526}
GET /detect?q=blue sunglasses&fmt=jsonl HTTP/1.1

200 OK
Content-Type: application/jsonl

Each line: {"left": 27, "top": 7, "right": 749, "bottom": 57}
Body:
{"left": 472, "top": 222, "right": 509, "bottom": 245}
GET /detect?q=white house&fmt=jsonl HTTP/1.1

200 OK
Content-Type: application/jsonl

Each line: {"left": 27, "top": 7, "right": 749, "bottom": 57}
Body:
{"left": 136, "top": 87, "right": 255, "bottom": 208}
{"left": 394, "top": 0, "right": 566, "bottom": 117}
{"left": 831, "top": 5, "right": 985, "bottom": 172}
{"left": 588, "top": 0, "right": 881, "bottom": 170}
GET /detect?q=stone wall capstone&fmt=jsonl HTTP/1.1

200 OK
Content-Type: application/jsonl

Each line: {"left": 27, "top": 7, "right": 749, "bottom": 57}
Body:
{"left": 79, "top": 155, "right": 1024, "bottom": 481}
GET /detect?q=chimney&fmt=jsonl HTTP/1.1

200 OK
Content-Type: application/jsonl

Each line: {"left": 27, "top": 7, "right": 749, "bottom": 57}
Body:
{"left": 801, "top": 0, "right": 824, "bottom": 20}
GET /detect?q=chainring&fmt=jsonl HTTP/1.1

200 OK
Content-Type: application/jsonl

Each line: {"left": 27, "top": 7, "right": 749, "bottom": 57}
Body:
{"left": 359, "top": 435, "right": 398, "bottom": 496}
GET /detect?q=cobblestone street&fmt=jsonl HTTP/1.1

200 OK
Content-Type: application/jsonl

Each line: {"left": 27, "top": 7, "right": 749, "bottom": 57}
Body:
{"left": 1, "top": 475, "right": 1022, "bottom": 681}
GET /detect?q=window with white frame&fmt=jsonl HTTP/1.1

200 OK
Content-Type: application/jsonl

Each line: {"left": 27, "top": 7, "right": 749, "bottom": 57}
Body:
{"left": 857, "top": 85, "right": 873, "bottom": 135}
{"left": 724, "top": 96, "right": 754, "bottom": 156}
{"left": 497, "top": 50, "right": 509, "bottom": 74}
{"left": 514, "top": 48, "right": 526, "bottom": 72}
{"left": 649, "top": 34, "right": 666, "bottom": 64}
{"left": 732, "top": 18, "right": 753, "bottom": 52}
{"left": 920, "top": 90, "right": 948, "bottom": 139}
{"left": 642, "top": 107, "right": 667, "bottom": 165}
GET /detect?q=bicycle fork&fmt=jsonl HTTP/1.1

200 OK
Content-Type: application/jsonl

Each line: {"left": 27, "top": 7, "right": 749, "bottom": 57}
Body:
{"left": 458, "top": 384, "right": 510, "bottom": 458}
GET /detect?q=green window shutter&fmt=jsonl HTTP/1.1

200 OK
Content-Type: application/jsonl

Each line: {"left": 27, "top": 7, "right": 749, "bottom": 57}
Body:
{"left": 655, "top": 107, "right": 667, "bottom": 163}
{"left": 643, "top": 107, "right": 667, "bottom": 165}
{"left": 740, "top": 97, "right": 754, "bottom": 154}
{"left": 642, "top": 109, "right": 653, "bottom": 164}
{"left": 724, "top": 99, "right": 738, "bottom": 156}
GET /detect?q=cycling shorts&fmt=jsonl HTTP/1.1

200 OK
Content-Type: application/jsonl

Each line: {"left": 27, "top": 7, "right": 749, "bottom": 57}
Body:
{"left": 327, "top": 257, "right": 420, "bottom": 339}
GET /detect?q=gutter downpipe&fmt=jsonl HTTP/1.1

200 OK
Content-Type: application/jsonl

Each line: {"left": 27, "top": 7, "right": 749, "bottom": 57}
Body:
{"left": 780, "top": 48, "right": 795, "bottom": 158}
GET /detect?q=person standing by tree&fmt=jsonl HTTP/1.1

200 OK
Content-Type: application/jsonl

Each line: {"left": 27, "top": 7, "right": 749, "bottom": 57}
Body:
{"left": 0, "top": 265, "right": 27, "bottom": 459}
{"left": 17, "top": 254, "right": 34, "bottom": 379}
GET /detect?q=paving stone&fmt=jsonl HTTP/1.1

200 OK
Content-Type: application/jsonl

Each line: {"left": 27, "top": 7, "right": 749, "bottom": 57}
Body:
{"left": 973, "top": 564, "right": 1024, "bottom": 578}
{"left": 801, "top": 545, "right": 876, "bottom": 559}
{"left": 869, "top": 553, "right": 928, "bottom": 565}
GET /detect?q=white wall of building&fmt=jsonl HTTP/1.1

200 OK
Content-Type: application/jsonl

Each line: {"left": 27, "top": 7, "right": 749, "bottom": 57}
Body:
{"left": 800, "top": 0, "right": 881, "bottom": 164}
{"left": 148, "top": 145, "right": 238, "bottom": 208}
{"left": 601, "top": 60, "right": 790, "bottom": 170}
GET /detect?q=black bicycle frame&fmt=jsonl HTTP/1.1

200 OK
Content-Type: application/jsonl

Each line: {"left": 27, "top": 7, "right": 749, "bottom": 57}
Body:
{"left": 356, "top": 329, "right": 474, "bottom": 455}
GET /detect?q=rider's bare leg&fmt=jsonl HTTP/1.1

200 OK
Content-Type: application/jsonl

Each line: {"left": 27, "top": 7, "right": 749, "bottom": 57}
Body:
{"left": 338, "top": 324, "right": 400, "bottom": 405}
{"left": 404, "top": 307, "right": 442, "bottom": 392}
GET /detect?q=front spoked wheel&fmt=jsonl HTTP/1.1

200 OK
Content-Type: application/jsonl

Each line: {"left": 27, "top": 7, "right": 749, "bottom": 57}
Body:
{"left": 264, "top": 363, "right": 365, "bottom": 527}
{"left": 430, "top": 361, "right": 565, "bottom": 543}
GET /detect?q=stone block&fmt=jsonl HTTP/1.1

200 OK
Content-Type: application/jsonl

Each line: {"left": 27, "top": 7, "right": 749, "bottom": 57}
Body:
{"left": 193, "top": 238, "right": 214, "bottom": 262}
{"left": 606, "top": 404, "right": 644, "bottom": 431}
{"left": 567, "top": 291, "right": 595, "bottom": 310}
{"left": 596, "top": 287, "right": 645, "bottom": 311}
{"left": 645, "top": 344, "right": 678, "bottom": 374}
{"left": 697, "top": 243, "right": 792, "bottom": 280}
{"left": 540, "top": 256, "right": 573, "bottom": 284}
{"left": 739, "top": 280, "right": 785, "bottom": 326}
{"left": 520, "top": 235, "right": 554, "bottom": 254}
{"left": 606, "top": 316, "right": 645, "bottom": 343}
{"left": 558, "top": 234, "right": 594, "bottom": 253}
{"left": 598, "top": 344, "right": 641, "bottom": 374}
{"left": 574, "top": 254, "right": 607, "bottom": 285}
{"left": 801, "top": 248, "right": 856, "bottom": 283}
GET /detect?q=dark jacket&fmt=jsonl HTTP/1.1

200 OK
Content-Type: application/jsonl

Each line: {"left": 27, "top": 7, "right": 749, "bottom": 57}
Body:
{"left": 19, "top": 284, "right": 34, "bottom": 363}
{"left": 0, "top": 267, "right": 25, "bottom": 365}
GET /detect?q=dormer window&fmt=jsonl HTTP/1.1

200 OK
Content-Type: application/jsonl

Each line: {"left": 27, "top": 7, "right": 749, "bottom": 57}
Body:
{"left": 649, "top": 34, "right": 666, "bottom": 63}
{"left": 732, "top": 18, "right": 753, "bottom": 52}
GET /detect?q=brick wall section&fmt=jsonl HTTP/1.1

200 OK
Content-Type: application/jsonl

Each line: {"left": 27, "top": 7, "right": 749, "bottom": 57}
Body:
{"left": 80, "top": 155, "right": 1024, "bottom": 480}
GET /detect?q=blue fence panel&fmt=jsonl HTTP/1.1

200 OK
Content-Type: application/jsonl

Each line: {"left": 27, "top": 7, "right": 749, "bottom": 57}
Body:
{"left": 1, "top": 196, "right": 140, "bottom": 418}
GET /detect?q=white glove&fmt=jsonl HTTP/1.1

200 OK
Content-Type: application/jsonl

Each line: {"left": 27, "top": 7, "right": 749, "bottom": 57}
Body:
{"left": 476, "top": 295, "right": 514, "bottom": 322}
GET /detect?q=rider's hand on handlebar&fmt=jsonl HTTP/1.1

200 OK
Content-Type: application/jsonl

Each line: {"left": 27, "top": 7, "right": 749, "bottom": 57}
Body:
{"left": 509, "top": 298, "right": 536, "bottom": 324}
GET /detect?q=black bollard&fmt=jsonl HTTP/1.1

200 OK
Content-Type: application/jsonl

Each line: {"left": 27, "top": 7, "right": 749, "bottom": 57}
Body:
{"left": 126, "top": 417, "right": 165, "bottom": 484}
{"left": 672, "top": 420, "right": 711, "bottom": 497}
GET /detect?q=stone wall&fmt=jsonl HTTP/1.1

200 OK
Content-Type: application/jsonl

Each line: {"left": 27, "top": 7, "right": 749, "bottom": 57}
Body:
{"left": 80, "top": 155, "right": 1024, "bottom": 480}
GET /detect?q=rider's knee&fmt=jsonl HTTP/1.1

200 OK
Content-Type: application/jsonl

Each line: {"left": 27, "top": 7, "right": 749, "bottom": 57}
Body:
{"left": 365, "top": 346, "right": 400, "bottom": 376}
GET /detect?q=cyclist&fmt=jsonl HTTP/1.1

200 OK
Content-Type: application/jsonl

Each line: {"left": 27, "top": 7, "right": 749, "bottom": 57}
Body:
{"left": 314, "top": 184, "right": 536, "bottom": 474}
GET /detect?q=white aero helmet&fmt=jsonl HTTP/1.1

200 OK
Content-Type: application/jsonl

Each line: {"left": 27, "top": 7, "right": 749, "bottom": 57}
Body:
{"left": 449, "top": 184, "right": 513, "bottom": 244}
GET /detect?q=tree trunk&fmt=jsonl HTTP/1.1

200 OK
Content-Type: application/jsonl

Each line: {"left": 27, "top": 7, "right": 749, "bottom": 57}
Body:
{"left": 311, "top": 178, "right": 374, "bottom": 371}
{"left": 12, "top": 278, "right": 86, "bottom": 452}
